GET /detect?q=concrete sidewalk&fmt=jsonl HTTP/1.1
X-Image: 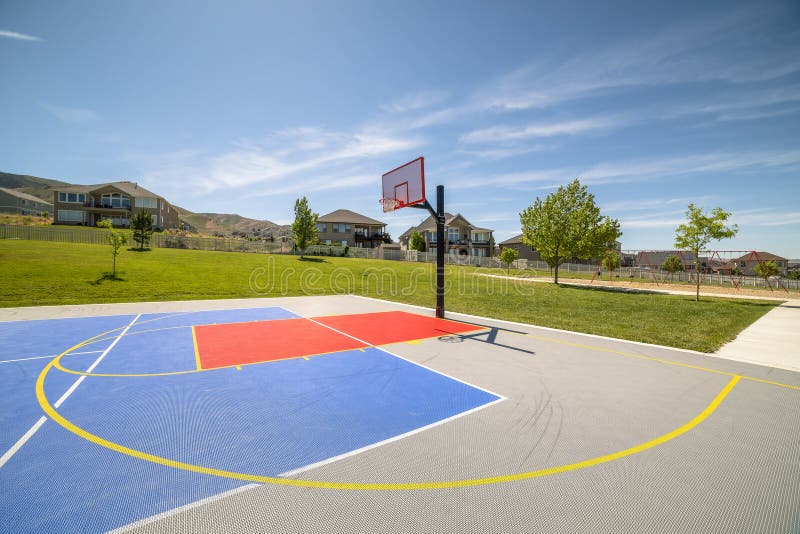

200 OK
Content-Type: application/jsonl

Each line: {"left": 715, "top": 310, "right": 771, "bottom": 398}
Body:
{"left": 713, "top": 299, "right": 800, "bottom": 372}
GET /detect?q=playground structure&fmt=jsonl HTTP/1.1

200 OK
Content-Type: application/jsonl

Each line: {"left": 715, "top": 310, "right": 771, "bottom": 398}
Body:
{"left": 589, "top": 250, "right": 791, "bottom": 294}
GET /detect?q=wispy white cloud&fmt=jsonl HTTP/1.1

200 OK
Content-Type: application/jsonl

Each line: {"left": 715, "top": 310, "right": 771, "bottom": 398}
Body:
{"left": 730, "top": 208, "right": 800, "bottom": 227}
{"left": 134, "top": 125, "right": 422, "bottom": 197}
{"left": 39, "top": 102, "right": 99, "bottom": 122}
{"left": 457, "top": 148, "right": 800, "bottom": 190}
{"left": 456, "top": 144, "right": 558, "bottom": 161}
{"left": 619, "top": 217, "right": 687, "bottom": 229}
{"left": 473, "top": 6, "right": 800, "bottom": 112}
{"left": 0, "top": 30, "right": 42, "bottom": 41}
{"left": 602, "top": 196, "right": 716, "bottom": 212}
{"left": 380, "top": 90, "right": 450, "bottom": 113}
{"left": 579, "top": 150, "right": 800, "bottom": 186}
{"left": 461, "top": 116, "right": 626, "bottom": 144}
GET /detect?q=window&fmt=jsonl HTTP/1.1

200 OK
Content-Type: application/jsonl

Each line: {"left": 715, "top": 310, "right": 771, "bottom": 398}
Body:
{"left": 59, "top": 192, "right": 85, "bottom": 203}
{"left": 58, "top": 210, "right": 85, "bottom": 222}
{"left": 101, "top": 193, "right": 130, "bottom": 208}
{"left": 332, "top": 223, "right": 351, "bottom": 233}
{"left": 341, "top": 240, "right": 348, "bottom": 246}
{"left": 429, "top": 231, "right": 437, "bottom": 242}
{"left": 135, "top": 197, "right": 158, "bottom": 209}
{"left": 448, "top": 228, "right": 459, "bottom": 242}
{"left": 315, "top": 223, "right": 326, "bottom": 232}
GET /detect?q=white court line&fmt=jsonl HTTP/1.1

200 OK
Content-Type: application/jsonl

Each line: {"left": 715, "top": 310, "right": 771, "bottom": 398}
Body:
{"left": 0, "top": 314, "right": 141, "bottom": 469}
{"left": 279, "top": 314, "right": 507, "bottom": 477}
{"left": 110, "top": 484, "right": 260, "bottom": 533}
{"left": 281, "top": 397, "right": 506, "bottom": 477}
{"left": 0, "top": 350, "right": 104, "bottom": 364}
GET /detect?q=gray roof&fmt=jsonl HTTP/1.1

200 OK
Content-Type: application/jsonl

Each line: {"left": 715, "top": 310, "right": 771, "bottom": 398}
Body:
{"left": 317, "top": 209, "right": 385, "bottom": 226}
{"left": 732, "top": 251, "right": 788, "bottom": 262}
{"left": 399, "top": 212, "right": 493, "bottom": 241}
{"left": 0, "top": 187, "right": 54, "bottom": 205}
{"left": 499, "top": 234, "right": 524, "bottom": 245}
{"left": 54, "top": 181, "right": 166, "bottom": 200}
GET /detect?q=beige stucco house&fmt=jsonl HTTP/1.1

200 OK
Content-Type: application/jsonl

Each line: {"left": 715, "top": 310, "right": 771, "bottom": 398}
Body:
{"left": 399, "top": 213, "right": 494, "bottom": 257}
{"left": 315, "top": 209, "right": 387, "bottom": 248}
{"left": 52, "top": 181, "right": 179, "bottom": 229}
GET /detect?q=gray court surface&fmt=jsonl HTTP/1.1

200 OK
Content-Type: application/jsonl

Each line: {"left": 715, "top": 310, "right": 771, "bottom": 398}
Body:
{"left": 4, "top": 295, "right": 800, "bottom": 533}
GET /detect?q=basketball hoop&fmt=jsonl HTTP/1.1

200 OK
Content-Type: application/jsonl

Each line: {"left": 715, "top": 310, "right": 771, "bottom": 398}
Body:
{"left": 379, "top": 197, "right": 402, "bottom": 213}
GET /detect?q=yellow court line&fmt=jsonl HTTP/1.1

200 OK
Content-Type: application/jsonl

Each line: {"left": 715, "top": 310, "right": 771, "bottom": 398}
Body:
{"left": 35, "top": 358, "right": 740, "bottom": 490}
{"left": 191, "top": 326, "right": 202, "bottom": 370}
{"left": 518, "top": 332, "right": 800, "bottom": 391}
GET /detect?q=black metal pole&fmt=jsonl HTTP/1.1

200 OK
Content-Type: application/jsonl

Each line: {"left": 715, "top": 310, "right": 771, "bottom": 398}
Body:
{"left": 436, "top": 185, "right": 445, "bottom": 318}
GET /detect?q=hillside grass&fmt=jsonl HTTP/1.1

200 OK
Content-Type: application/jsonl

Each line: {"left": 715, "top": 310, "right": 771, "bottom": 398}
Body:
{"left": 0, "top": 240, "right": 780, "bottom": 352}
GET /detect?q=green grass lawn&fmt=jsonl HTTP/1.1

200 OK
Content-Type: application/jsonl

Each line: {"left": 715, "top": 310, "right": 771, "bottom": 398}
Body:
{"left": 0, "top": 240, "right": 780, "bottom": 352}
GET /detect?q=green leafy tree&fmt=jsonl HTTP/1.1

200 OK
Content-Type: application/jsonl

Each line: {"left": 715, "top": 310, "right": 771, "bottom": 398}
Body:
{"left": 409, "top": 230, "right": 426, "bottom": 252}
{"left": 674, "top": 204, "right": 738, "bottom": 301}
{"left": 787, "top": 271, "right": 800, "bottom": 281}
{"left": 520, "top": 178, "right": 621, "bottom": 284}
{"left": 754, "top": 260, "right": 779, "bottom": 291}
{"left": 292, "top": 196, "right": 318, "bottom": 259}
{"left": 381, "top": 232, "right": 392, "bottom": 244}
{"left": 601, "top": 250, "right": 620, "bottom": 281}
{"left": 131, "top": 209, "right": 154, "bottom": 250}
{"left": 663, "top": 254, "right": 684, "bottom": 281}
{"left": 499, "top": 247, "right": 520, "bottom": 275}
{"left": 97, "top": 219, "right": 128, "bottom": 277}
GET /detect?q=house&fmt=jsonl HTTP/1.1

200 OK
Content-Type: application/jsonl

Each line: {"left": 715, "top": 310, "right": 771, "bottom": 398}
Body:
{"left": 635, "top": 251, "right": 697, "bottom": 270}
{"left": 52, "top": 181, "right": 179, "bottom": 229}
{"left": 498, "top": 234, "right": 540, "bottom": 261}
{"left": 399, "top": 213, "right": 494, "bottom": 257}
{"left": 500, "top": 234, "right": 623, "bottom": 263}
{"left": 0, "top": 187, "right": 53, "bottom": 217}
{"left": 729, "top": 251, "right": 789, "bottom": 277}
{"left": 315, "top": 209, "right": 387, "bottom": 248}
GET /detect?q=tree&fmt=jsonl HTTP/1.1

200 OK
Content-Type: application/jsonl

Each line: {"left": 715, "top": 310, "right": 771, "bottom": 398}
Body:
{"left": 499, "top": 247, "right": 520, "bottom": 275}
{"left": 520, "top": 178, "right": 621, "bottom": 284}
{"left": 601, "top": 250, "right": 620, "bottom": 282}
{"left": 674, "top": 204, "right": 737, "bottom": 302}
{"left": 754, "top": 261, "right": 779, "bottom": 291}
{"left": 131, "top": 209, "right": 154, "bottom": 250}
{"left": 380, "top": 232, "right": 392, "bottom": 244}
{"left": 97, "top": 219, "right": 128, "bottom": 277}
{"left": 292, "top": 196, "right": 318, "bottom": 259}
{"left": 663, "top": 254, "right": 684, "bottom": 280}
{"left": 409, "top": 230, "right": 426, "bottom": 252}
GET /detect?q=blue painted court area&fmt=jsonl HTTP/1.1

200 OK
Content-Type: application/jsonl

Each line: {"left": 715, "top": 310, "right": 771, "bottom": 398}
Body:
{"left": 0, "top": 307, "right": 501, "bottom": 532}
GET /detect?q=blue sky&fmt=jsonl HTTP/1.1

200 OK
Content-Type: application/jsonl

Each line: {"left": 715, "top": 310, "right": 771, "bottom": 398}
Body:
{"left": 1, "top": 0, "right": 799, "bottom": 257}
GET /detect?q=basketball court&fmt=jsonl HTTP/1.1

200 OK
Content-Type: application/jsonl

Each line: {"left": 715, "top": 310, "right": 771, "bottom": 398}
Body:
{"left": 1, "top": 294, "right": 799, "bottom": 532}
{"left": 2, "top": 161, "right": 799, "bottom": 532}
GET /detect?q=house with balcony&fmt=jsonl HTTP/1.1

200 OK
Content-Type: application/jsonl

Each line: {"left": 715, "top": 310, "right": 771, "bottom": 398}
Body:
{"left": 0, "top": 187, "right": 53, "bottom": 217}
{"left": 315, "top": 209, "right": 387, "bottom": 248}
{"left": 52, "top": 181, "right": 179, "bottom": 229}
{"left": 399, "top": 213, "right": 494, "bottom": 257}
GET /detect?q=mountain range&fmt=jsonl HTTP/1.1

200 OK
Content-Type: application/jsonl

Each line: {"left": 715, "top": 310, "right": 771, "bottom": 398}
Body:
{"left": 0, "top": 171, "right": 282, "bottom": 237}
